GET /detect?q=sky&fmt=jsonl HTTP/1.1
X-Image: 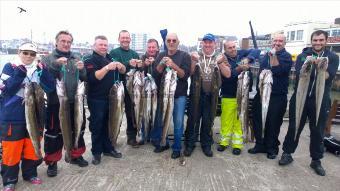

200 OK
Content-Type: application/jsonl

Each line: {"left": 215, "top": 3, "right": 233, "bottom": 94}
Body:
{"left": 0, "top": 0, "right": 339, "bottom": 46}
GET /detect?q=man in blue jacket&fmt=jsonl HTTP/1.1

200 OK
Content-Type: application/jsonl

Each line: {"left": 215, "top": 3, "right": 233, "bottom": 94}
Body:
{"left": 218, "top": 41, "right": 260, "bottom": 155}
{"left": 249, "top": 34, "right": 293, "bottom": 159}
{"left": 279, "top": 30, "right": 339, "bottom": 176}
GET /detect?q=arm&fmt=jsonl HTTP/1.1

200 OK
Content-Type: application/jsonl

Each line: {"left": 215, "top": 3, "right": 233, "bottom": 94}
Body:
{"left": 270, "top": 52, "right": 293, "bottom": 77}
{"left": 38, "top": 63, "right": 56, "bottom": 93}
{"left": 0, "top": 64, "right": 26, "bottom": 97}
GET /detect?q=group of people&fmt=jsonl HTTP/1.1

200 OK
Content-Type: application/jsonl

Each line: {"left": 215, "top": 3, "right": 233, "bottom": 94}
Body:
{"left": 0, "top": 29, "right": 338, "bottom": 191}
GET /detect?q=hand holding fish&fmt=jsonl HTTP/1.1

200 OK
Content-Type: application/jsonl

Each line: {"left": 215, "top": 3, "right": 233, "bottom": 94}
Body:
{"left": 56, "top": 57, "right": 68, "bottom": 65}
{"left": 268, "top": 48, "right": 276, "bottom": 57}
{"left": 144, "top": 57, "right": 155, "bottom": 66}
{"left": 190, "top": 52, "right": 199, "bottom": 63}
{"left": 76, "top": 60, "right": 84, "bottom": 70}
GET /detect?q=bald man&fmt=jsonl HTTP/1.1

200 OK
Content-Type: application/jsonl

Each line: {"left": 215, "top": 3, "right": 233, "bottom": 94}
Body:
{"left": 249, "top": 34, "right": 293, "bottom": 160}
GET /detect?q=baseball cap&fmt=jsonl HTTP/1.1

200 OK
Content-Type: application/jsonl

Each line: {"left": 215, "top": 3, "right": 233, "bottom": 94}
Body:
{"left": 19, "top": 42, "right": 38, "bottom": 52}
{"left": 202, "top": 33, "right": 215, "bottom": 41}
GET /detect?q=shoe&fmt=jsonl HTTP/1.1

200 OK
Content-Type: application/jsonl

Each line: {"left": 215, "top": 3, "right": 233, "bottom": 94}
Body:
{"left": 127, "top": 139, "right": 139, "bottom": 148}
{"left": 248, "top": 146, "right": 266, "bottom": 154}
{"left": 70, "top": 156, "right": 89, "bottom": 167}
{"left": 47, "top": 162, "right": 58, "bottom": 177}
{"left": 310, "top": 160, "right": 326, "bottom": 176}
{"left": 278, "top": 152, "right": 294, "bottom": 166}
{"left": 153, "top": 145, "right": 170, "bottom": 153}
{"left": 171, "top": 151, "right": 181, "bottom": 159}
{"left": 267, "top": 153, "right": 277, "bottom": 159}
{"left": 3, "top": 184, "right": 15, "bottom": 191}
{"left": 27, "top": 177, "right": 42, "bottom": 185}
{"left": 92, "top": 155, "right": 101, "bottom": 165}
{"left": 232, "top": 148, "right": 241, "bottom": 155}
{"left": 202, "top": 147, "right": 213, "bottom": 157}
{"left": 103, "top": 149, "right": 122, "bottom": 158}
{"left": 217, "top": 145, "right": 226, "bottom": 152}
{"left": 184, "top": 147, "right": 194, "bottom": 157}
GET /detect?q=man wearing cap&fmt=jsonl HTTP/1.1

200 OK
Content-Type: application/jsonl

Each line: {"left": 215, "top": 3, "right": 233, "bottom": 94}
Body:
{"left": 41, "top": 30, "right": 88, "bottom": 177}
{"left": 184, "top": 33, "right": 231, "bottom": 157}
{"left": 0, "top": 42, "right": 55, "bottom": 190}
{"left": 218, "top": 40, "right": 260, "bottom": 155}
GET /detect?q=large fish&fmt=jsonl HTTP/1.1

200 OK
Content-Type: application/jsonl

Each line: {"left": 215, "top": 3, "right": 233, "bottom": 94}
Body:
{"left": 142, "top": 75, "right": 152, "bottom": 141}
{"left": 210, "top": 66, "right": 221, "bottom": 123}
{"left": 74, "top": 81, "right": 85, "bottom": 148}
{"left": 24, "top": 82, "right": 42, "bottom": 159}
{"left": 160, "top": 69, "right": 173, "bottom": 123}
{"left": 133, "top": 71, "right": 144, "bottom": 142}
{"left": 161, "top": 69, "right": 177, "bottom": 146}
{"left": 108, "top": 81, "right": 125, "bottom": 146}
{"left": 34, "top": 82, "right": 45, "bottom": 132}
{"left": 315, "top": 57, "right": 328, "bottom": 126}
{"left": 56, "top": 79, "right": 72, "bottom": 162}
{"left": 295, "top": 56, "right": 313, "bottom": 140}
{"left": 237, "top": 71, "right": 251, "bottom": 142}
{"left": 150, "top": 76, "right": 158, "bottom": 132}
{"left": 258, "top": 69, "right": 273, "bottom": 138}
{"left": 126, "top": 69, "right": 136, "bottom": 98}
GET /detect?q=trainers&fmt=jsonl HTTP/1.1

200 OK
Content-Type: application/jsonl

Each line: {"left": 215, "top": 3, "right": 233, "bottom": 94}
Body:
{"left": 202, "top": 147, "right": 213, "bottom": 157}
{"left": 171, "top": 151, "right": 181, "bottom": 159}
{"left": 217, "top": 145, "right": 226, "bottom": 152}
{"left": 70, "top": 156, "right": 89, "bottom": 167}
{"left": 47, "top": 162, "right": 58, "bottom": 177}
{"left": 103, "top": 149, "right": 122, "bottom": 158}
{"left": 3, "top": 184, "right": 15, "bottom": 191}
{"left": 127, "top": 139, "right": 139, "bottom": 148}
{"left": 232, "top": 148, "right": 241, "bottom": 155}
{"left": 153, "top": 145, "right": 170, "bottom": 153}
{"left": 92, "top": 155, "right": 101, "bottom": 165}
{"left": 248, "top": 145, "right": 266, "bottom": 154}
{"left": 310, "top": 160, "right": 326, "bottom": 176}
{"left": 184, "top": 147, "right": 194, "bottom": 157}
{"left": 278, "top": 152, "right": 294, "bottom": 166}
{"left": 28, "top": 177, "right": 42, "bottom": 185}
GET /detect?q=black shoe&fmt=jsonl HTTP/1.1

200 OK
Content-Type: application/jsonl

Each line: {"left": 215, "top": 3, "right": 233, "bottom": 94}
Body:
{"left": 248, "top": 146, "right": 266, "bottom": 154}
{"left": 47, "top": 162, "right": 58, "bottom": 177}
{"left": 310, "top": 160, "right": 326, "bottom": 176}
{"left": 232, "top": 148, "right": 241, "bottom": 155}
{"left": 267, "top": 153, "right": 277, "bottom": 159}
{"left": 202, "top": 147, "right": 213, "bottom": 157}
{"left": 184, "top": 147, "right": 194, "bottom": 157}
{"left": 70, "top": 156, "right": 89, "bottom": 167}
{"left": 103, "top": 149, "right": 122, "bottom": 158}
{"left": 153, "top": 145, "right": 170, "bottom": 153}
{"left": 92, "top": 155, "right": 101, "bottom": 165}
{"left": 171, "top": 151, "right": 181, "bottom": 159}
{"left": 127, "top": 139, "right": 139, "bottom": 148}
{"left": 217, "top": 145, "right": 227, "bottom": 152}
{"left": 278, "top": 152, "right": 293, "bottom": 166}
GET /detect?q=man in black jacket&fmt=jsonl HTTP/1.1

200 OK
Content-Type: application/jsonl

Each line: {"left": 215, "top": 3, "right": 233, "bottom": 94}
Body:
{"left": 279, "top": 30, "right": 339, "bottom": 176}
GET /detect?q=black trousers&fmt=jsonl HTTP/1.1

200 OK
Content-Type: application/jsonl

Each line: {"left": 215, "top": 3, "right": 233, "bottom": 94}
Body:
{"left": 282, "top": 93, "right": 330, "bottom": 160}
{"left": 252, "top": 93, "right": 287, "bottom": 154}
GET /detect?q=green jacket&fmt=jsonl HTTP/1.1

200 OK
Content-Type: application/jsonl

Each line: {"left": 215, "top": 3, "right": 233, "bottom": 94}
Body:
{"left": 42, "top": 50, "right": 86, "bottom": 104}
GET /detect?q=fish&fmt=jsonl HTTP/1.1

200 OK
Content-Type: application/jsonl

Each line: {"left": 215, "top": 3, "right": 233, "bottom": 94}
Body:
{"left": 258, "top": 69, "right": 273, "bottom": 138}
{"left": 150, "top": 76, "right": 158, "bottom": 132}
{"left": 160, "top": 69, "right": 173, "bottom": 124}
{"left": 73, "top": 81, "right": 85, "bottom": 148}
{"left": 295, "top": 56, "right": 313, "bottom": 140}
{"left": 315, "top": 57, "right": 328, "bottom": 126}
{"left": 108, "top": 81, "right": 125, "bottom": 147}
{"left": 33, "top": 82, "right": 46, "bottom": 132}
{"left": 133, "top": 71, "right": 144, "bottom": 142}
{"left": 56, "top": 78, "right": 72, "bottom": 162}
{"left": 24, "top": 82, "right": 42, "bottom": 159}
{"left": 237, "top": 71, "right": 251, "bottom": 142}
{"left": 126, "top": 69, "right": 136, "bottom": 98}
{"left": 142, "top": 75, "right": 152, "bottom": 141}
{"left": 210, "top": 66, "right": 221, "bottom": 123}
{"left": 161, "top": 69, "right": 177, "bottom": 146}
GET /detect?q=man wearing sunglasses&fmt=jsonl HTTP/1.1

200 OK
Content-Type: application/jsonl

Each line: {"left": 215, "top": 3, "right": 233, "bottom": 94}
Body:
{"left": 41, "top": 30, "right": 88, "bottom": 178}
{"left": 151, "top": 33, "right": 191, "bottom": 159}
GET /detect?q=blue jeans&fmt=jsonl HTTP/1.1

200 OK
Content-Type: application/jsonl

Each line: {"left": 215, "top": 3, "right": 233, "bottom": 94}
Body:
{"left": 151, "top": 96, "right": 187, "bottom": 152}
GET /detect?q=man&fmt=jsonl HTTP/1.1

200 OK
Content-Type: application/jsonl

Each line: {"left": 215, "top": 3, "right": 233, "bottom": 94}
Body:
{"left": 42, "top": 31, "right": 88, "bottom": 177}
{"left": 249, "top": 34, "right": 293, "bottom": 159}
{"left": 141, "top": 39, "right": 160, "bottom": 74}
{"left": 151, "top": 33, "right": 191, "bottom": 159}
{"left": 279, "top": 30, "right": 339, "bottom": 176}
{"left": 218, "top": 41, "right": 260, "bottom": 155}
{"left": 184, "top": 34, "right": 230, "bottom": 157}
{"left": 109, "top": 30, "right": 141, "bottom": 148}
{"left": 85, "top": 35, "right": 125, "bottom": 165}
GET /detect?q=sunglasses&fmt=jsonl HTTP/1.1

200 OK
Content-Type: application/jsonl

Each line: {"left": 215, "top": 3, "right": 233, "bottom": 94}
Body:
{"left": 22, "top": 51, "right": 36, "bottom": 57}
{"left": 167, "top": 39, "right": 177, "bottom": 43}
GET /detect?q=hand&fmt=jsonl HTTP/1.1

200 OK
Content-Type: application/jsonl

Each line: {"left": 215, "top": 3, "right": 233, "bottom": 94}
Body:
{"left": 37, "top": 62, "right": 44, "bottom": 69}
{"left": 216, "top": 54, "right": 225, "bottom": 64}
{"left": 269, "top": 48, "right": 276, "bottom": 57}
{"left": 144, "top": 57, "right": 154, "bottom": 66}
{"left": 136, "top": 60, "right": 143, "bottom": 67}
{"left": 164, "top": 57, "right": 174, "bottom": 68}
{"left": 106, "top": 62, "right": 117, "bottom": 71}
{"left": 190, "top": 52, "right": 199, "bottom": 62}
{"left": 116, "top": 62, "right": 125, "bottom": 71}
{"left": 76, "top": 60, "right": 84, "bottom": 70}
{"left": 56, "top": 57, "right": 68, "bottom": 65}
{"left": 129, "top": 59, "right": 138, "bottom": 67}
{"left": 241, "top": 58, "right": 249, "bottom": 65}
{"left": 241, "top": 63, "right": 250, "bottom": 71}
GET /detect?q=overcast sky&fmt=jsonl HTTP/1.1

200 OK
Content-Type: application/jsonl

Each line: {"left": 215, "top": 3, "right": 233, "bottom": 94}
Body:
{"left": 0, "top": 0, "right": 339, "bottom": 46}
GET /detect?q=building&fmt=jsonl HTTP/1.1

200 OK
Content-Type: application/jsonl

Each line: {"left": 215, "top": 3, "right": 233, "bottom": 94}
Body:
{"left": 131, "top": 33, "right": 149, "bottom": 52}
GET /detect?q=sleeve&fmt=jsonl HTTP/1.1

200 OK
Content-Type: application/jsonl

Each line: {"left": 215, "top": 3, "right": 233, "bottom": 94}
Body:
{"left": 42, "top": 55, "right": 61, "bottom": 79}
{"left": 37, "top": 64, "right": 56, "bottom": 93}
{"left": 84, "top": 57, "right": 101, "bottom": 84}
{"left": 270, "top": 52, "right": 293, "bottom": 77}
{"left": 0, "top": 63, "right": 26, "bottom": 97}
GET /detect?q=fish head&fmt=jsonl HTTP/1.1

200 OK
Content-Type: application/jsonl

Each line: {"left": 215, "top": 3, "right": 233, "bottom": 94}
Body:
{"left": 316, "top": 57, "right": 328, "bottom": 71}
{"left": 56, "top": 79, "right": 66, "bottom": 97}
